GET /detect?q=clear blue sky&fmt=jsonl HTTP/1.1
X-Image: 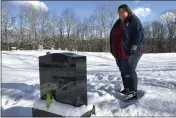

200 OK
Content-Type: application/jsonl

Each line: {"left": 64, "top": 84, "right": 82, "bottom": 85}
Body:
{"left": 7, "top": 1, "right": 176, "bottom": 23}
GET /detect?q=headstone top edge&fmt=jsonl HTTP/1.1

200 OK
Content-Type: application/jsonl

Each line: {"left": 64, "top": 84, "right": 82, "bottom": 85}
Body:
{"left": 39, "top": 52, "right": 86, "bottom": 58}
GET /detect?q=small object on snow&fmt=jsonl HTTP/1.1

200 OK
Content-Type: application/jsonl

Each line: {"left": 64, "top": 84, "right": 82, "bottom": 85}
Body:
{"left": 46, "top": 92, "right": 52, "bottom": 108}
{"left": 38, "top": 45, "right": 43, "bottom": 51}
{"left": 11, "top": 47, "right": 17, "bottom": 50}
{"left": 46, "top": 52, "right": 51, "bottom": 55}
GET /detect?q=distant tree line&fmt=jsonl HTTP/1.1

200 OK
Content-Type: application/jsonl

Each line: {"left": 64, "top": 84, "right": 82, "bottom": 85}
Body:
{"left": 1, "top": 1, "right": 176, "bottom": 53}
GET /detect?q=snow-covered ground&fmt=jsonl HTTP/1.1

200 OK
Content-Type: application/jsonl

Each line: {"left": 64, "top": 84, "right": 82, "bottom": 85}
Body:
{"left": 2, "top": 50, "right": 176, "bottom": 116}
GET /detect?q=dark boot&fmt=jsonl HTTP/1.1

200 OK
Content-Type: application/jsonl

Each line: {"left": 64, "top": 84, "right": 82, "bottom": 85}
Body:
{"left": 119, "top": 88, "right": 129, "bottom": 95}
{"left": 124, "top": 91, "right": 138, "bottom": 101}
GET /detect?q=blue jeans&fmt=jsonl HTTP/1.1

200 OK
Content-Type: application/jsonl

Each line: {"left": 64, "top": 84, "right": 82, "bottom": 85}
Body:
{"left": 116, "top": 54, "right": 142, "bottom": 92}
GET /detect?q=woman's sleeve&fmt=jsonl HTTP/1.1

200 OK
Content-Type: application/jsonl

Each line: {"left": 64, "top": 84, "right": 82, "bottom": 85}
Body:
{"left": 131, "top": 15, "right": 144, "bottom": 46}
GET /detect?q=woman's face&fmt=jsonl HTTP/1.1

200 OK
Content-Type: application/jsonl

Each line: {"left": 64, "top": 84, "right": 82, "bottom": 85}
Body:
{"left": 118, "top": 8, "right": 128, "bottom": 21}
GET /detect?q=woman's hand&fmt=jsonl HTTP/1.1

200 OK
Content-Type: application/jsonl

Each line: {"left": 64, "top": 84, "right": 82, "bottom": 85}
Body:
{"left": 131, "top": 45, "right": 137, "bottom": 55}
{"left": 131, "top": 45, "right": 141, "bottom": 56}
{"left": 132, "top": 45, "right": 137, "bottom": 50}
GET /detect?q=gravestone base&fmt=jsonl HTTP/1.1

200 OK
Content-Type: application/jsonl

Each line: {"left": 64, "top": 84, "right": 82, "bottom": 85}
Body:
{"left": 32, "top": 107, "right": 95, "bottom": 117}
{"left": 32, "top": 99, "right": 95, "bottom": 117}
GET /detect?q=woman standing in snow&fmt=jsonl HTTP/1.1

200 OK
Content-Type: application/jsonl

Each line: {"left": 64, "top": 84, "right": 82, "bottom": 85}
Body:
{"left": 110, "top": 4, "right": 144, "bottom": 101}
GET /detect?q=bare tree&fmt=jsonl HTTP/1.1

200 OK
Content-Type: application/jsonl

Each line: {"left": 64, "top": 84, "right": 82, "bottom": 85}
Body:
{"left": 57, "top": 17, "right": 64, "bottom": 37}
{"left": 160, "top": 11, "right": 176, "bottom": 38}
{"left": 17, "top": 6, "right": 29, "bottom": 48}
{"left": 143, "top": 22, "right": 152, "bottom": 39}
{"left": 87, "top": 15, "right": 96, "bottom": 40}
{"left": 94, "top": 2, "right": 106, "bottom": 39}
{"left": 80, "top": 18, "right": 89, "bottom": 40}
{"left": 48, "top": 10, "right": 58, "bottom": 38}
{"left": 1, "top": 1, "right": 16, "bottom": 50}
{"left": 104, "top": 1, "right": 117, "bottom": 36}
{"left": 94, "top": 1, "right": 116, "bottom": 51}
{"left": 40, "top": 9, "right": 50, "bottom": 44}
{"left": 143, "top": 22, "right": 153, "bottom": 52}
{"left": 71, "top": 18, "right": 85, "bottom": 50}
{"left": 72, "top": 18, "right": 83, "bottom": 40}
{"left": 160, "top": 11, "right": 176, "bottom": 52}
{"left": 61, "top": 8, "right": 76, "bottom": 39}
{"left": 56, "top": 16, "right": 65, "bottom": 49}
{"left": 158, "top": 22, "right": 167, "bottom": 40}
{"left": 151, "top": 21, "right": 161, "bottom": 39}
{"left": 24, "top": 4, "right": 41, "bottom": 49}
{"left": 151, "top": 21, "right": 167, "bottom": 52}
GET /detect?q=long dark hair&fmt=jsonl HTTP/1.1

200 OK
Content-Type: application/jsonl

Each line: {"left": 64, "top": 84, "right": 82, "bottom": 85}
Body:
{"left": 117, "top": 4, "right": 133, "bottom": 25}
{"left": 118, "top": 4, "right": 133, "bottom": 16}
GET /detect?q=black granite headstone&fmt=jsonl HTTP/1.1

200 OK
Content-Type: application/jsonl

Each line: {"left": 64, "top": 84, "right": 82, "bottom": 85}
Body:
{"left": 39, "top": 52, "right": 87, "bottom": 107}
